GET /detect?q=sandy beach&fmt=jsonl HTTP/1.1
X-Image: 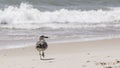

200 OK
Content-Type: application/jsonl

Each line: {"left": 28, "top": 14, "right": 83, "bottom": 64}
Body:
{"left": 0, "top": 38, "right": 120, "bottom": 68}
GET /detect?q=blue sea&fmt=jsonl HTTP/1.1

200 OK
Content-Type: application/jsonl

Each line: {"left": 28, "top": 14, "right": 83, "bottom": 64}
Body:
{"left": 0, "top": 0, "right": 120, "bottom": 49}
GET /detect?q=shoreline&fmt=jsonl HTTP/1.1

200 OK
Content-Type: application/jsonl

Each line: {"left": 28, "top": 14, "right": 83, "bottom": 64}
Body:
{"left": 0, "top": 36, "right": 120, "bottom": 50}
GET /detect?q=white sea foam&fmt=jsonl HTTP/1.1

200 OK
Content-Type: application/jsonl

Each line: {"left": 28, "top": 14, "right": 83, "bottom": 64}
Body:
{"left": 0, "top": 3, "right": 120, "bottom": 29}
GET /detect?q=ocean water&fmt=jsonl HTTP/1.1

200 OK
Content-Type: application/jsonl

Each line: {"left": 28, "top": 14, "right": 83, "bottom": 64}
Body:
{"left": 0, "top": 0, "right": 120, "bottom": 49}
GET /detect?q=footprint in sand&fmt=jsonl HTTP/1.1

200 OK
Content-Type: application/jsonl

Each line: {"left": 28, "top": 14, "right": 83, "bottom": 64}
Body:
{"left": 95, "top": 60, "right": 120, "bottom": 68}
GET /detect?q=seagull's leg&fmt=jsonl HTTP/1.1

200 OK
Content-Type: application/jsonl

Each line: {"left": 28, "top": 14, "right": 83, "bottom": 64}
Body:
{"left": 39, "top": 51, "right": 42, "bottom": 60}
{"left": 42, "top": 51, "right": 45, "bottom": 58}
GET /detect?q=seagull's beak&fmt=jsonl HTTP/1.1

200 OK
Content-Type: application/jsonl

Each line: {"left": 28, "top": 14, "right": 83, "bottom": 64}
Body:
{"left": 44, "top": 36, "right": 48, "bottom": 38}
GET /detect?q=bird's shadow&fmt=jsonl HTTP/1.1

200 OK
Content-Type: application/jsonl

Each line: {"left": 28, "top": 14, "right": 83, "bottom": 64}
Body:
{"left": 41, "top": 58, "right": 55, "bottom": 61}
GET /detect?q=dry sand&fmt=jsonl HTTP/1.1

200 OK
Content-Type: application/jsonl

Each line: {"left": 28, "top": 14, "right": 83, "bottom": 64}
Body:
{"left": 0, "top": 38, "right": 120, "bottom": 68}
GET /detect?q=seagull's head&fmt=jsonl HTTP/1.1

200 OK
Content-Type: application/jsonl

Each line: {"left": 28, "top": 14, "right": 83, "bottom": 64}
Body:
{"left": 40, "top": 35, "right": 48, "bottom": 38}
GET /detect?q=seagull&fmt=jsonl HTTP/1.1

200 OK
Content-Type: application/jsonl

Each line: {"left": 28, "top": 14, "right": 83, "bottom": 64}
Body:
{"left": 36, "top": 35, "right": 48, "bottom": 60}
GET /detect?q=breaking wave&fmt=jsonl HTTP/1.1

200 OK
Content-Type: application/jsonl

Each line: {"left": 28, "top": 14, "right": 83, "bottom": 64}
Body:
{"left": 0, "top": 3, "right": 120, "bottom": 29}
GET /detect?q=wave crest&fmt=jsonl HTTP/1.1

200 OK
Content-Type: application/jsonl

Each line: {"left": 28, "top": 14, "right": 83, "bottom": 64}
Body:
{"left": 0, "top": 3, "right": 120, "bottom": 29}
